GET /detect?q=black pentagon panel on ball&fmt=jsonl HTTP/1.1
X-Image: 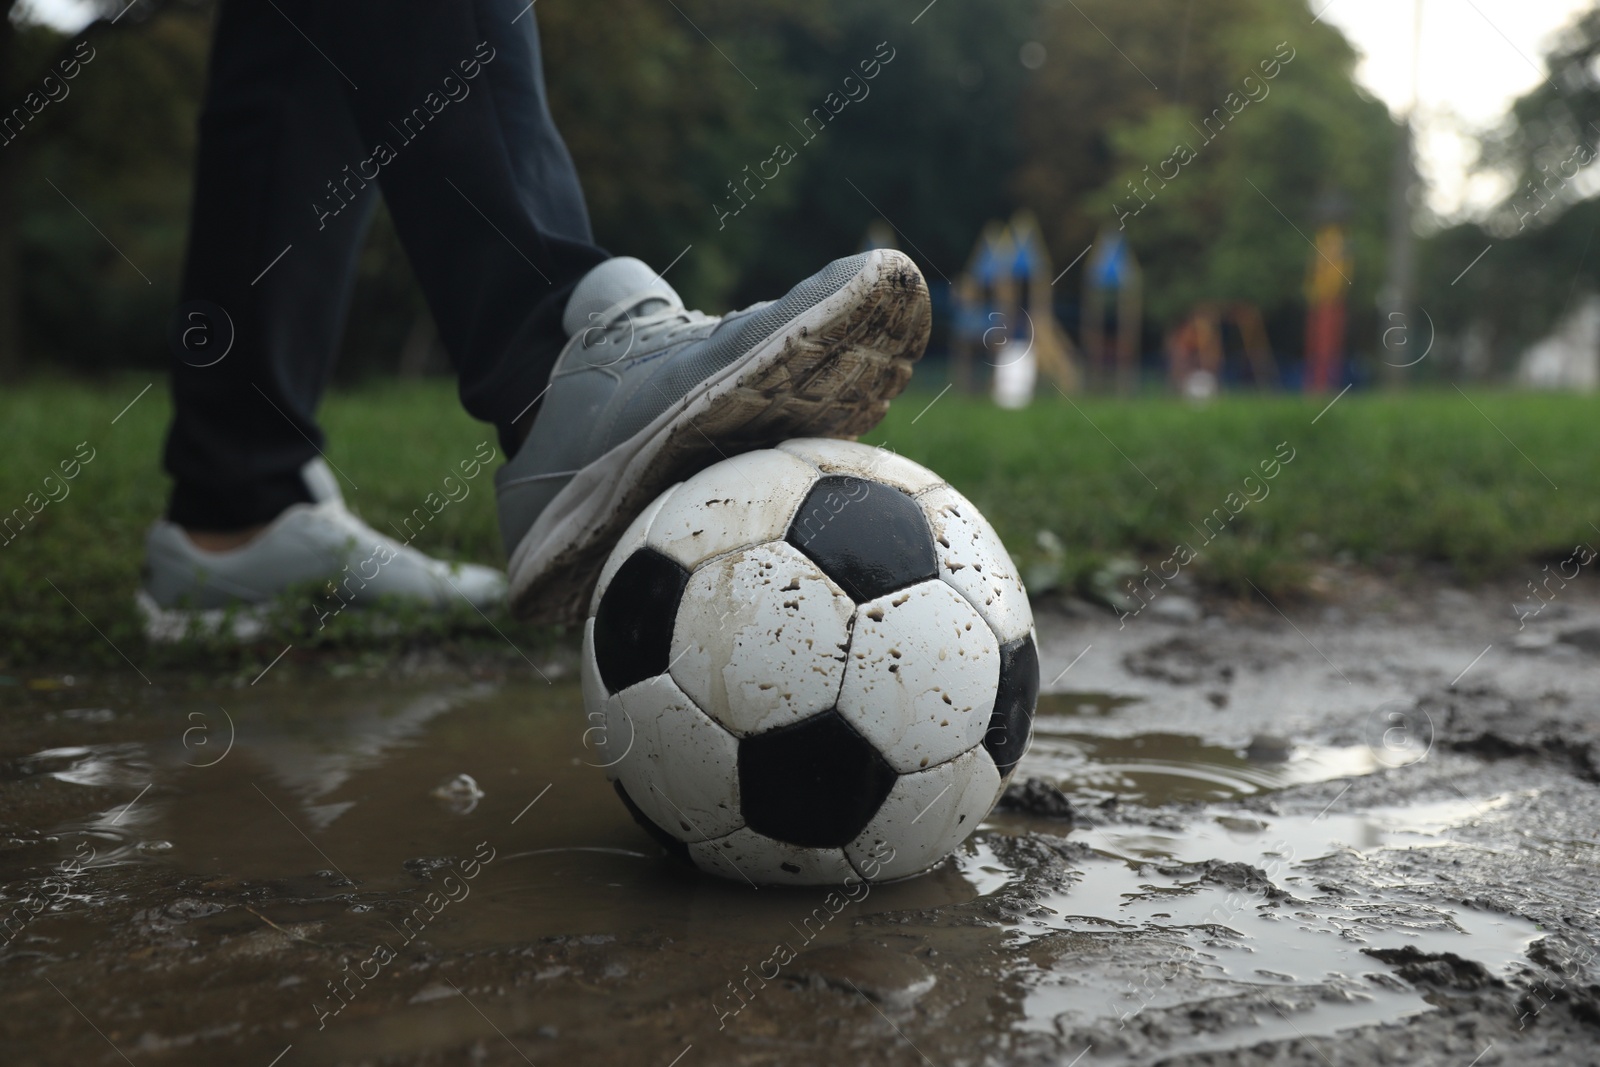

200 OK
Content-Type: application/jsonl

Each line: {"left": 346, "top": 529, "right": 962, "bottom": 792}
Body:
{"left": 785, "top": 475, "right": 938, "bottom": 603}
{"left": 984, "top": 634, "right": 1040, "bottom": 776}
{"left": 739, "top": 710, "right": 898, "bottom": 848}
{"left": 614, "top": 781, "right": 693, "bottom": 865}
{"left": 593, "top": 548, "right": 690, "bottom": 694}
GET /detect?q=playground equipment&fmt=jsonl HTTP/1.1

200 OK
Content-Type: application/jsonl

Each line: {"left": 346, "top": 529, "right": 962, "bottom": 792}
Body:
{"left": 1164, "top": 302, "right": 1279, "bottom": 395}
{"left": 1304, "top": 191, "right": 1352, "bottom": 393}
{"left": 948, "top": 212, "right": 1080, "bottom": 405}
{"left": 1081, "top": 228, "right": 1143, "bottom": 393}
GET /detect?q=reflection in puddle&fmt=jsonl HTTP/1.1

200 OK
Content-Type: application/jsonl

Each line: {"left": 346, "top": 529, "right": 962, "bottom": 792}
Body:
{"left": 0, "top": 677, "right": 1546, "bottom": 1066}
{"left": 1091, "top": 795, "right": 1517, "bottom": 867}
{"left": 7, "top": 742, "right": 149, "bottom": 789}
{"left": 1024, "top": 727, "right": 1380, "bottom": 806}
{"left": 1036, "top": 691, "right": 1144, "bottom": 717}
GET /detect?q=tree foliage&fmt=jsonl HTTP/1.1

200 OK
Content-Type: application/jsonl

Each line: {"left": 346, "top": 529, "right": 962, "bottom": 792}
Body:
{"left": 1416, "top": 5, "right": 1600, "bottom": 372}
{"left": 1018, "top": 0, "right": 1395, "bottom": 327}
{"left": 5, "top": 0, "right": 1415, "bottom": 378}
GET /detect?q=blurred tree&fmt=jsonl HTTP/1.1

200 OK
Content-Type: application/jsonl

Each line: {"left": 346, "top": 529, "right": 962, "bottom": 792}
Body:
{"left": 1417, "top": 205, "right": 1600, "bottom": 380}
{"left": 10, "top": 1, "right": 209, "bottom": 374}
{"left": 3, "top": 0, "right": 823, "bottom": 373}
{"left": 540, "top": 0, "right": 820, "bottom": 310}
{"left": 1478, "top": 6, "right": 1600, "bottom": 235}
{"left": 1417, "top": 7, "right": 1600, "bottom": 375}
{"left": 724, "top": 0, "right": 1043, "bottom": 308}
{"left": 2, "top": 0, "right": 209, "bottom": 377}
{"left": 1016, "top": 0, "right": 1395, "bottom": 356}
{"left": 543, "top": 0, "right": 1044, "bottom": 312}
{"left": 3, "top": 0, "right": 1399, "bottom": 381}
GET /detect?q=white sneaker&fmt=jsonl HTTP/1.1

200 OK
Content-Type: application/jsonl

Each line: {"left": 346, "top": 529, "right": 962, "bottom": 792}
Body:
{"left": 139, "top": 458, "right": 506, "bottom": 641}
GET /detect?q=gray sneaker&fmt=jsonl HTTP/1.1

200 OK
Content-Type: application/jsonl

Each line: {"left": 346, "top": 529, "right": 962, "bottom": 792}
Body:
{"left": 499, "top": 248, "right": 930, "bottom": 624}
{"left": 139, "top": 458, "right": 506, "bottom": 641}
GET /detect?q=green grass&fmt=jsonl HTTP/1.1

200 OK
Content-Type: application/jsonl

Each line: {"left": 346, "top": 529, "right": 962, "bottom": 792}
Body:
{"left": 872, "top": 386, "right": 1598, "bottom": 599}
{"left": 1, "top": 377, "right": 1595, "bottom": 676}
{"left": 0, "top": 378, "right": 534, "bottom": 680}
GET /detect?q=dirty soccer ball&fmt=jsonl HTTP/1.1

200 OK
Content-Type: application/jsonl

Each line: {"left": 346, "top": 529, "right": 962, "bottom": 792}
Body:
{"left": 580, "top": 438, "right": 1039, "bottom": 886}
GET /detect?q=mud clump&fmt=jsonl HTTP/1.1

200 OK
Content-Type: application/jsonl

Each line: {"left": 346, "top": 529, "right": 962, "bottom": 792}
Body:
{"left": 401, "top": 856, "right": 459, "bottom": 880}
{"left": 1426, "top": 684, "right": 1600, "bottom": 783}
{"left": 1244, "top": 734, "right": 1294, "bottom": 762}
{"left": 1362, "top": 946, "right": 1503, "bottom": 991}
{"left": 995, "top": 777, "right": 1076, "bottom": 819}
{"left": 1154, "top": 859, "right": 1293, "bottom": 901}
{"left": 1124, "top": 635, "right": 1238, "bottom": 687}
{"left": 1557, "top": 625, "right": 1600, "bottom": 653}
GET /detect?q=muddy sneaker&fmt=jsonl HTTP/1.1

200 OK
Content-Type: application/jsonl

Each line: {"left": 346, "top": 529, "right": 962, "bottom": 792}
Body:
{"left": 498, "top": 248, "right": 930, "bottom": 625}
{"left": 139, "top": 458, "right": 506, "bottom": 641}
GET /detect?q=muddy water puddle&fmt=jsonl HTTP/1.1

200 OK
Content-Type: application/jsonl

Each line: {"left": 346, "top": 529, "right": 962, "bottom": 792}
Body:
{"left": 3, "top": 681, "right": 985, "bottom": 935}
{"left": 0, "top": 677, "right": 1546, "bottom": 1064}
{"left": 1026, "top": 692, "right": 1380, "bottom": 805}
{"left": 985, "top": 799, "right": 1538, "bottom": 1057}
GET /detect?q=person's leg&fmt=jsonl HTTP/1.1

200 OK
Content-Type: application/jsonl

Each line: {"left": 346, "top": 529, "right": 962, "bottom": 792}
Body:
{"left": 165, "top": 0, "right": 606, "bottom": 532}
{"left": 155, "top": 0, "right": 933, "bottom": 631}
{"left": 145, "top": 0, "right": 518, "bottom": 628}
{"left": 163, "top": 0, "right": 377, "bottom": 533}
{"left": 321, "top": 0, "right": 608, "bottom": 453}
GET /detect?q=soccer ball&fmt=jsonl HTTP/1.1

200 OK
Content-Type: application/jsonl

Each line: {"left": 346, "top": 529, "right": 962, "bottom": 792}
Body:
{"left": 581, "top": 438, "right": 1038, "bottom": 886}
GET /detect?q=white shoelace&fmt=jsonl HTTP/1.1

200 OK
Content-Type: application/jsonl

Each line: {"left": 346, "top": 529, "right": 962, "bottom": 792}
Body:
{"left": 619, "top": 305, "right": 717, "bottom": 346}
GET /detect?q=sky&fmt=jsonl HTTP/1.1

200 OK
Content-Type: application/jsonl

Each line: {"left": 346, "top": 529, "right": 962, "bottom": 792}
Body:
{"left": 1314, "top": 0, "right": 1594, "bottom": 216}
{"left": 17, "top": 0, "right": 1599, "bottom": 219}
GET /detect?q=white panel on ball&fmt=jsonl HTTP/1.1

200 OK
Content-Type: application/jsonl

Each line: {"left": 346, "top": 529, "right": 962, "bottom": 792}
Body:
{"left": 917, "top": 485, "right": 1033, "bottom": 646}
{"left": 671, "top": 541, "right": 855, "bottom": 737}
{"left": 688, "top": 827, "right": 857, "bottom": 886}
{"left": 776, "top": 438, "right": 946, "bottom": 497}
{"left": 836, "top": 579, "right": 1000, "bottom": 774}
{"left": 606, "top": 675, "right": 743, "bottom": 842}
{"left": 645, "top": 449, "right": 819, "bottom": 570}
{"left": 589, "top": 485, "right": 677, "bottom": 616}
{"left": 845, "top": 747, "right": 1003, "bottom": 881}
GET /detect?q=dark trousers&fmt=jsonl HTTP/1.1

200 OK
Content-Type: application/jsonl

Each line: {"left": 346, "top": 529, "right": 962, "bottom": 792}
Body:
{"left": 164, "top": 0, "right": 607, "bottom": 529}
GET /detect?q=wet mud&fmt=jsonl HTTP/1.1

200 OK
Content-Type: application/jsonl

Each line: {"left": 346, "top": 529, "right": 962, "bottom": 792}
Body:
{"left": 3, "top": 573, "right": 1600, "bottom": 1065}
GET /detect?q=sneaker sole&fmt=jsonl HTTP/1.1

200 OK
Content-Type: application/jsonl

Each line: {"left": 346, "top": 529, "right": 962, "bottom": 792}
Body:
{"left": 507, "top": 248, "right": 931, "bottom": 625}
{"left": 136, "top": 589, "right": 272, "bottom": 644}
